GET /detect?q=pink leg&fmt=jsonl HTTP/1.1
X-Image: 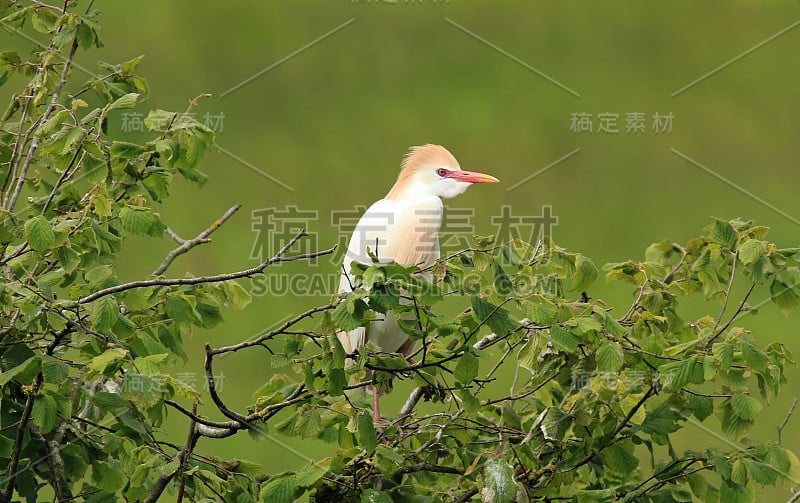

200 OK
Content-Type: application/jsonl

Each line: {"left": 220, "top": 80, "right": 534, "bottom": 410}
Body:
{"left": 372, "top": 384, "right": 381, "bottom": 422}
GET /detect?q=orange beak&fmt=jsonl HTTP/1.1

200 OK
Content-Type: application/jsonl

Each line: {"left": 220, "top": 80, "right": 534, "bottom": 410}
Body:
{"left": 449, "top": 170, "right": 500, "bottom": 184}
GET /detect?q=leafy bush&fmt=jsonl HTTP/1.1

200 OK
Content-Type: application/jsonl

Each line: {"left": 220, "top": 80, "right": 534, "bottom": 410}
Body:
{"left": 0, "top": 3, "right": 798, "bottom": 502}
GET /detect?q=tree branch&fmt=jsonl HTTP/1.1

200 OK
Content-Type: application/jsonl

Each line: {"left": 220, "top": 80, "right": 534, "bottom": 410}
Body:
{"left": 395, "top": 463, "right": 463, "bottom": 476}
{"left": 0, "top": 327, "right": 71, "bottom": 503}
{"left": 568, "top": 384, "right": 656, "bottom": 472}
{"left": 398, "top": 330, "right": 504, "bottom": 419}
{"left": 7, "top": 35, "right": 79, "bottom": 212}
{"left": 153, "top": 204, "right": 241, "bottom": 276}
{"left": 73, "top": 230, "right": 335, "bottom": 305}
{"left": 710, "top": 250, "right": 737, "bottom": 335}
{"left": 175, "top": 403, "right": 198, "bottom": 503}
{"left": 707, "top": 282, "right": 755, "bottom": 348}
{"left": 211, "top": 302, "right": 337, "bottom": 355}
{"left": 204, "top": 343, "right": 249, "bottom": 425}
{"left": 778, "top": 397, "right": 798, "bottom": 446}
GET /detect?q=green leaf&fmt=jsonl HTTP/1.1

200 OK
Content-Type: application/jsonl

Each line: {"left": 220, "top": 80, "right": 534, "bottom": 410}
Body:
{"left": 356, "top": 411, "right": 378, "bottom": 453}
{"left": 260, "top": 476, "right": 295, "bottom": 503}
{"left": 119, "top": 205, "right": 163, "bottom": 236}
{"left": 741, "top": 457, "right": 777, "bottom": 485}
{"left": 526, "top": 296, "right": 557, "bottom": 324}
{"left": 454, "top": 351, "right": 479, "bottom": 384}
{"left": 196, "top": 301, "right": 223, "bottom": 328}
{"left": 36, "top": 109, "right": 71, "bottom": 138}
{"left": 294, "top": 407, "right": 322, "bottom": 438}
{"left": 332, "top": 299, "right": 369, "bottom": 331}
{"left": 92, "top": 461, "right": 126, "bottom": 492}
{"left": 719, "top": 479, "right": 753, "bottom": 503}
{"left": 24, "top": 215, "right": 55, "bottom": 252}
{"left": 165, "top": 294, "right": 197, "bottom": 323}
{"left": 571, "top": 253, "right": 599, "bottom": 292}
{"left": 87, "top": 347, "right": 127, "bottom": 374}
{"left": 641, "top": 401, "right": 683, "bottom": 435}
{"left": 770, "top": 279, "right": 800, "bottom": 314}
{"left": 550, "top": 325, "right": 578, "bottom": 353}
{"left": 659, "top": 358, "right": 702, "bottom": 391}
{"left": 730, "top": 458, "right": 747, "bottom": 485}
{"left": 109, "top": 141, "right": 146, "bottom": 159}
{"left": 482, "top": 459, "right": 516, "bottom": 503}
{"left": 133, "top": 354, "right": 167, "bottom": 375}
{"left": 327, "top": 368, "right": 347, "bottom": 396}
{"left": 596, "top": 340, "right": 624, "bottom": 372}
{"left": 109, "top": 92, "right": 138, "bottom": 110}
{"left": 456, "top": 388, "right": 480, "bottom": 413}
{"left": 84, "top": 492, "right": 117, "bottom": 503}
{"left": 729, "top": 393, "right": 762, "bottom": 421}
{"left": 471, "top": 296, "right": 516, "bottom": 335}
{"left": 571, "top": 316, "right": 602, "bottom": 335}
{"left": 225, "top": 281, "right": 253, "bottom": 310}
{"left": 738, "top": 239, "right": 766, "bottom": 265}
{"left": 90, "top": 391, "right": 129, "bottom": 411}
{"left": 0, "top": 356, "right": 41, "bottom": 387}
{"left": 32, "top": 394, "right": 58, "bottom": 434}
{"left": 603, "top": 442, "right": 638, "bottom": 475}
{"left": 91, "top": 296, "right": 120, "bottom": 331}
{"left": 76, "top": 22, "right": 96, "bottom": 50}
{"left": 686, "top": 391, "right": 713, "bottom": 421}
{"left": 85, "top": 265, "right": 113, "bottom": 284}
{"left": 294, "top": 463, "right": 327, "bottom": 489}
{"left": 41, "top": 355, "right": 69, "bottom": 384}
{"left": 517, "top": 337, "right": 539, "bottom": 373}
{"left": 710, "top": 219, "right": 737, "bottom": 250}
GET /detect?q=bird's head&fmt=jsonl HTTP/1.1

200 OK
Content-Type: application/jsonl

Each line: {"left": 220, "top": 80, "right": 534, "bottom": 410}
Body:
{"left": 385, "top": 144, "right": 499, "bottom": 200}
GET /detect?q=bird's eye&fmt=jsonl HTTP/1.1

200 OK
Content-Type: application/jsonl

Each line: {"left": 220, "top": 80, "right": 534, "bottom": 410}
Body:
{"left": 436, "top": 168, "right": 448, "bottom": 177}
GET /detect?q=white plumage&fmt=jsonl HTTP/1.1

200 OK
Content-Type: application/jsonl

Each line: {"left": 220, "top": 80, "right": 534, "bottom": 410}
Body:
{"left": 337, "top": 144, "right": 499, "bottom": 420}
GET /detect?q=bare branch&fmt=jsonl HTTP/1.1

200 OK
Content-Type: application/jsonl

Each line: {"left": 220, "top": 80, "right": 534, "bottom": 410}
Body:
{"left": 661, "top": 243, "right": 688, "bottom": 284}
{"left": 153, "top": 204, "right": 241, "bottom": 275}
{"left": 204, "top": 343, "right": 250, "bottom": 425}
{"left": 175, "top": 403, "right": 198, "bottom": 503}
{"left": 166, "top": 228, "right": 186, "bottom": 245}
{"left": 395, "top": 463, "right": 463, "bottom": 476}
{"left": 73, "top": 230, "right": 335, "bottom": 305}
{"left": 211, "top": 302, "right": 337, "bottom": 355}
{"left": 711, "top": 250, "right": 737, "bottom": 335}
{"left": 164, "top": 399, "right": 242, "bottom": 430}
{"left": 707, "top": 282, "right": 756, "bottom": 348}
{"left": 778, "top": 397, "right": 799, "bottom": 446}
{"left": 398, "top": 329, "right": 506, "bottom": 419}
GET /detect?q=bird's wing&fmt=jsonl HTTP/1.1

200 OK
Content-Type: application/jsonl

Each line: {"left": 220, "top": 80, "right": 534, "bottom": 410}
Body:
{"left": 338, "top": 198, "right": 402, "bottom": 294}
{"left": 337, "top": 197, "right": 442, "bottom": 354}
{"left": 337, "top": 199, "right": 400, "bottom": 355}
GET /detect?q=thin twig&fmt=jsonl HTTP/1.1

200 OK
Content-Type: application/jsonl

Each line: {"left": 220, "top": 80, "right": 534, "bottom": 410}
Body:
{"left": 73, "top": 230, "right": 335, "bottom": 305}
{"left": 707, "top": 282, "right": 756, "bottom": 348}
{"left": 153, "top": 204, "right": 241, "bottom": 275}
{"left": 661, "top": 243, "right": 688, "bottom": 284}
{"left": 8, "top": 35, "right": 80, "bottom": 212}
{"left": 397, "top": 329, "right": 505, "bottom": 419}
{"left": 394, "top": 463, "right": 463, "bottom": 476}
{"left": 175, "top": 402, "right": 198, "bottom": 503}
{"left": 211, "top": 302, "right": 337, "bottom": 355}
{"left": 778, "top": 397, "right": 799, "bottom": 446}
{"left": 41, "top": 135, "right": 90, "bottom": 214}
{"left": 711, "top": 251, "right": 737, "bottom": 335}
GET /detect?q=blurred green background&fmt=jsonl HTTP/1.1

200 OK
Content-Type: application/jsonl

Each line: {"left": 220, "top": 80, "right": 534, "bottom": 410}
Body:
{"left": 7, "top": 0, "right": 800, "bottom": 498}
